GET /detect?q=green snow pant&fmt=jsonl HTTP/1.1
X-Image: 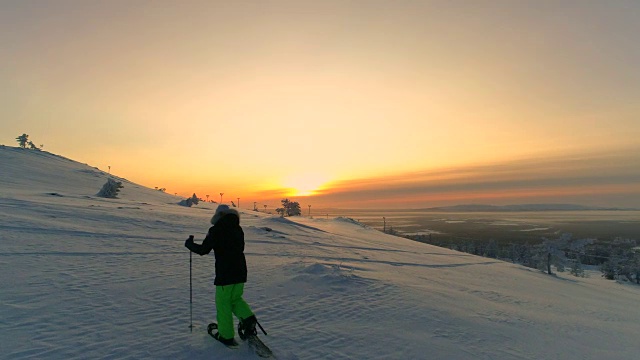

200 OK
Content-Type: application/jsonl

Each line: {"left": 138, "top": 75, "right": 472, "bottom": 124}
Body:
{"left": 215, "top": 283, "right": 254, "bottom": 339}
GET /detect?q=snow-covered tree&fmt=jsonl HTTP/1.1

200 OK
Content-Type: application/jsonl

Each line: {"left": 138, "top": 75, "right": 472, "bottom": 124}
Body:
{"left": 97, "top": 178, "right": 124, "bottom": 198}
{"left": 27, "top": 141, "right": 41, "bottom": 150}
{"left": 566, "top": 238, "right": 594, "bottom": 277}
{"left": 599, "top": 238, "right": 640, "bottom": 283}
{"left": 484, "top": 240, "right": 499, "bottom": 258}
{"left": 600, "top": 260, "right": 618, "bottom": 280}
{"left": 616, "top": 248, "right": 640, "bottom": 283}
{"left": 276, "top": 198, "right": 302, "bottom": 217}
{"left": 533, "top": 234, "right": 571, "bottom": 275}
{"left": 16, "top": 134, "right": 29, "bottom": 148}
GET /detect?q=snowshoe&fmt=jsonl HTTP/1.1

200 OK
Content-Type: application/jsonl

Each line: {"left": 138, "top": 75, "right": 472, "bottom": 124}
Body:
{"left": 238, "top": 315, "right": 258, "bottom": 340}
{"left": 247, "top": 334, "right": 274, "bottom": 358}
{"left": 238, "top": 316, "right": 274, "bottom": 358}
{"left": 207, "top": 323, "right": 239, "bottom": 349}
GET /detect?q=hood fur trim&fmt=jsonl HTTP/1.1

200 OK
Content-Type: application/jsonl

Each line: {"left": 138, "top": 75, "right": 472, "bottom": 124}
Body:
{"left": 210, "top": 205, "right": 240, "bottom": 225}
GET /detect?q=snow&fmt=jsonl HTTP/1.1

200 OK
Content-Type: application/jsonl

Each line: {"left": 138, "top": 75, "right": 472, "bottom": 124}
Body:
{"left": 1, "top": 146, "right": 640, "bottom": 359}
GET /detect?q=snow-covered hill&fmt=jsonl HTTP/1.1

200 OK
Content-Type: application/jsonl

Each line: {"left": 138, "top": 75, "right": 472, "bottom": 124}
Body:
{"left": 1, "top": 146, "right": 639, "bottom": 359}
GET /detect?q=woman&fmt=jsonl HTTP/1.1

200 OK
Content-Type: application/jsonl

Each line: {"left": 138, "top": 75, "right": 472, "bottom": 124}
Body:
{"left": 185, "top": 204, "right": 257, "bottom": 347}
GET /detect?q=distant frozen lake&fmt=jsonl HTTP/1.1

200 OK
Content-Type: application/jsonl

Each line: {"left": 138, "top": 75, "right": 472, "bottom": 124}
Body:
{"left": 312, "top": 209, "right": 640, "bottom": 242}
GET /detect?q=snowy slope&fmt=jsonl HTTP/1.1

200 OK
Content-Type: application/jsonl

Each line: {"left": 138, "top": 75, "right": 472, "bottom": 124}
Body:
{"left": 1, "top": 146, "right": 639, "bottom": 360}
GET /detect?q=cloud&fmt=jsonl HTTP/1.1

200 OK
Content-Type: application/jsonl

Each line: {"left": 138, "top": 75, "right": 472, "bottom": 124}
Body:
{"left": 308, "top": 148, "right": 640, "bottom": 208}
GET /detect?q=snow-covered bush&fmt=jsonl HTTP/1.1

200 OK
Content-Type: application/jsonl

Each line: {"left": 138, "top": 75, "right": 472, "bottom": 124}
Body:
{"left": 179, "top": 193, "right": 200, "bottom": 207}
{"left": 97, "top": 178, "right": 124, "bottom": 198}
{"left": 570, "top": 258, "right": 585, "bottom": 277}
{"left": 28, "top": 141, "right": 41, "bottom": 150}
{"left": 600, "top": 260, "right": 618, "bottom": 280}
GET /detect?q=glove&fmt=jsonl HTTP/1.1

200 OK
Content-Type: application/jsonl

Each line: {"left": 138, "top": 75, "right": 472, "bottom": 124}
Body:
{"left": 185, "top": 235, "right": 194, "bottom": 248}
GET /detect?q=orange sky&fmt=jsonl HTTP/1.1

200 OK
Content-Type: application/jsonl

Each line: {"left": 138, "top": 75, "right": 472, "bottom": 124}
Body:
{"left": 2, "top": 1, "right": 639, "bottom": 209}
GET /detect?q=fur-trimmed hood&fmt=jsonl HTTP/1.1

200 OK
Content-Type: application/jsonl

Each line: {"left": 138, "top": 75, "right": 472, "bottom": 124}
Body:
{"left": 210, "top": 204, "right": 240, "bottom": 225}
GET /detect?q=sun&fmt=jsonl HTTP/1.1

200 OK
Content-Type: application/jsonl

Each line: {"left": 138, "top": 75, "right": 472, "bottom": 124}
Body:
{"left": 283, "top": 173, "right": 329, "bottom": 197}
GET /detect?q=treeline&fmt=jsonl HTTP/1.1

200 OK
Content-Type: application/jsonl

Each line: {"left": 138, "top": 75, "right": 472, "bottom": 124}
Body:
{"left": 405, "top": 233, "right": 640, "bottom": 284}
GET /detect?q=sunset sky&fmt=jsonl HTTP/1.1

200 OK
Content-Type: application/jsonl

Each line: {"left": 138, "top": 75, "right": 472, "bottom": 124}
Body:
{"left": 2, "top": 0, "right": 639, "bottom": 209}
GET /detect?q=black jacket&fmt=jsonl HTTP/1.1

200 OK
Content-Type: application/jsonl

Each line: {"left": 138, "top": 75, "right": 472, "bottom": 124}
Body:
{"left": 186, "top": 213, "right": 248, "bottom": 286}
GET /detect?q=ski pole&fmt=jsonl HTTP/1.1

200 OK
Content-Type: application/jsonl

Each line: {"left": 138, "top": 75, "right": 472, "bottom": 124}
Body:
{"left": 257, "top": 320, "right": 267, "bottom": 336}
{"left": 189, "top": 235, "right": 194, "bottom": 332}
